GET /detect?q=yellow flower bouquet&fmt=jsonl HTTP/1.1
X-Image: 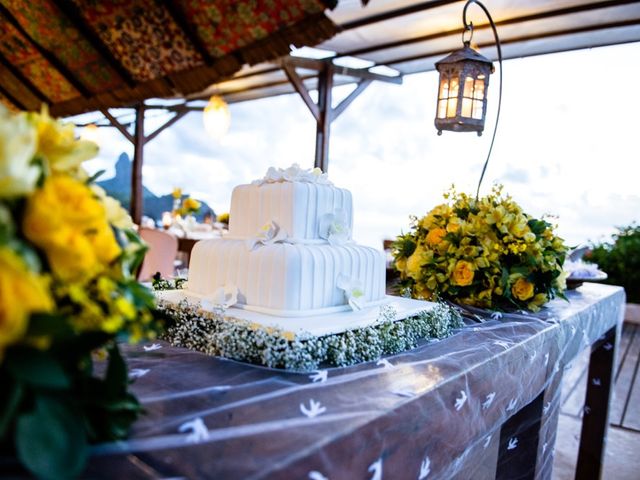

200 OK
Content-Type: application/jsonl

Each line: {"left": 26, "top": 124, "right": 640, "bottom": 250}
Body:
{"left": 171, "top": 187, "right": 201, "bottom": 217}
{"left": 0, "top": 106, "right": 163, "bottom": 478}
{"left": 393, "top": 186, "right": 568, "bottom": 312}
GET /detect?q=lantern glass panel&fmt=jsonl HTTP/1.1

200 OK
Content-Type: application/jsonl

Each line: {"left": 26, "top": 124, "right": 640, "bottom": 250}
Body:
{"left": 474, "top": 78, "right": 485, "bottom": 100}
{"left": 438, "top": 99, "right": 447, "bottom": 119}
{"left": 472, "top": 100, "right": 483, "bottom": 119}
{"left": 461, "top": 98, "right": 472, "bottom": 117}
{"left": 463, "top": 76, "right": 474, "bottom": 97}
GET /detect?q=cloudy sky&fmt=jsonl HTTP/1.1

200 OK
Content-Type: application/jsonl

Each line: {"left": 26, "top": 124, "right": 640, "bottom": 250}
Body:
{"left": 81, "top": 42, "right": 640, "bottom": 249}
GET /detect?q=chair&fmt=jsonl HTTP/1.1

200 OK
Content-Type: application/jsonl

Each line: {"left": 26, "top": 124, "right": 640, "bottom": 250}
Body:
{"left": 137, "top": 228, "right": 179, "bottom": 281}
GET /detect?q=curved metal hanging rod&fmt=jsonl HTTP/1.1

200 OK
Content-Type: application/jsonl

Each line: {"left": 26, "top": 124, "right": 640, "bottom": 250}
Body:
{"left": 462, "top": 0, "right": 503, "bottom": 199}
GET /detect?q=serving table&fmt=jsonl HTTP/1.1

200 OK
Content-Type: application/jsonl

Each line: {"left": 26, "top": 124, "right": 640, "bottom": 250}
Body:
{"left": 85, "top": 284, "right": 624, "bottom": 479}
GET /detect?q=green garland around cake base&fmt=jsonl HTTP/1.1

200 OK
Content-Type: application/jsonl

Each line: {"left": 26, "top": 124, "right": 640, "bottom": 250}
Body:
{"left": 158, "top": 300, "right": 463, "bottom": 371}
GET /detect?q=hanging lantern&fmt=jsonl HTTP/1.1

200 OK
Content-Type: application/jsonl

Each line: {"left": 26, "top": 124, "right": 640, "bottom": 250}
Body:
{"left": 203, "top": 95, "right": 231, "bottom": 140}
{"left": 80, "top": 123, "right": 101, "bottom": 145}
{"left": 434, "top": 43, "right": 494, "bottom": 136}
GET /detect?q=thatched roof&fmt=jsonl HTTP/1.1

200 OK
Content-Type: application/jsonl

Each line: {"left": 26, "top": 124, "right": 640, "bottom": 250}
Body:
{"left": 0, "top": 0, "right": 339, "bottom": 116}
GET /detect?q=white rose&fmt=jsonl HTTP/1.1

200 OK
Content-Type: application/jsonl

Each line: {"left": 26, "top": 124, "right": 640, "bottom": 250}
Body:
{"left": 0, "top": 107, "right": 39, "bottom": 198}
{"left": 91, "top": 184, "right": 134, "bottom": 229}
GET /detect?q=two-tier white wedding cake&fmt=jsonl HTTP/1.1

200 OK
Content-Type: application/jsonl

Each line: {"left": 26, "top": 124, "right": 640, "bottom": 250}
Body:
{"left": 186, "top": 164, "right": 387, "bottom": 317}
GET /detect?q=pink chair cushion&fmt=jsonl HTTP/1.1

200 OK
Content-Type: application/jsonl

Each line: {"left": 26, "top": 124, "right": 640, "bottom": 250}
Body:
{"left": 138, "top": 228, "right": 179, "bottom": 281}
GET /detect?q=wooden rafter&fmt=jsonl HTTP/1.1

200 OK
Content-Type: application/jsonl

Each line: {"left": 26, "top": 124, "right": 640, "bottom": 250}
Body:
{"left": 388, "top": 18, "right": 640, "bottom": 67}
{"left": 332, "top": 79, "right": 372, "bottom": 120}
{"left": 0, "top": 3, "right": 90, "bottom": 98}
{"left": 341, "top": 0, "right": 460, "bottom": 30}
{"left": 0, "top": 53, "right": 49, "bottom": 103}
{"left": 100, "top": 108, "right": 135, "bottom": 144}
{"left": 282, "top": 63, "right": 320, "bottom": 121}
{"left": 144, "top": 108, "right": 189, "bottom": 144}
{"left": 0, "top": 82, "right": 26, "bottom": 110}
{"left": 163, "top": 2, "right": 212, "bottom": 63}
{"left": 53, "top": 0, "right": 136, "bottom": 88}
{"left": 342, "top": 0, "right": 640, "bottom": 58}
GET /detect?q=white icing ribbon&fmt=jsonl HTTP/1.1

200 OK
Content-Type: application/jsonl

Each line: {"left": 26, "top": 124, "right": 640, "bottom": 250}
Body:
{"left": 337, "top": 274, "right": 365, "bottom": 311}
{"left": 252, "top": 163, "right": 332, "bottom": 186}
{"left": 201, "top": 284, "right": 239, "bottom": 310}
{"left": 246, "top": 221, "right": 289, "bottom": 250}
{"left": 319, "top": 209, "right": 351, "bottom": 246}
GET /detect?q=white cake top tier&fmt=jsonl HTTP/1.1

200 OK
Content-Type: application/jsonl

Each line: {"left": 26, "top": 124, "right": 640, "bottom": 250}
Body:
{"left": 228, "top": 165, "right": 353, "bottom": 243}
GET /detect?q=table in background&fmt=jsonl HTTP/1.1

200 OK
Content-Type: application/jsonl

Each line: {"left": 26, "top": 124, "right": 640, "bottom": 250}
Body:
{"left": 86, "top": 284, "right": 624, "bottom": 479}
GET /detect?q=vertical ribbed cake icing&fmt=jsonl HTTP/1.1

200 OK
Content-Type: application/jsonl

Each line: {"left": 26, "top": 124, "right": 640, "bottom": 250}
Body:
{"left": 187, "top": 164, "right": 386, "bottom": 317}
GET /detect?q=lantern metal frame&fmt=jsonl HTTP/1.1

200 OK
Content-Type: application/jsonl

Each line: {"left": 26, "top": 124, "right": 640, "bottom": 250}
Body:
{"left": 434, "top": 0, "right": 503, "bottom": 198}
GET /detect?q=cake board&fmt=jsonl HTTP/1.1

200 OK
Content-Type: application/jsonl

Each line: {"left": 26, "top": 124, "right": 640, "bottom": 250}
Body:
{"left": 157, "top": 290, "right": 436, "bottom": 338}
{"left": 156, "top": 289, "right": 463, "bottom": 371}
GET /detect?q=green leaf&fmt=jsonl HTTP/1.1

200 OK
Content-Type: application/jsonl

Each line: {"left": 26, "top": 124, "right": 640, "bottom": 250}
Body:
{"left": 0, "top": 380, "right": 23, "bottom": 439}
{"left": 26, "top": 312, "right": 74, "bottom": 340}
{"left": 86, "top": 169, "right": 106, "bottom": 184}
{"left": 15, "top": 395, "right": 88, "bottom": 480}
{"left": 5, "top": 348, "right": 70, "bottom": 390}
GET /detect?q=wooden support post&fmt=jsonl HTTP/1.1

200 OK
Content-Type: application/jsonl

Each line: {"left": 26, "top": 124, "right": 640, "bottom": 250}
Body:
{"left": 131, "top": 103, "right": 145, "bottom": 225}
{"left": 314, "top": 64, "right": 333, "bottom": 172}
{"left": 575, "top": 325, "right": 617, "bottom": 480}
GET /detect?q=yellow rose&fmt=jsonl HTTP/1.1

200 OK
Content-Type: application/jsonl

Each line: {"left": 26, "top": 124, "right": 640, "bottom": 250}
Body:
{"left": 172, "top": 187, "right": 182, "bottom": 199}
{"left": 413, "top": 283, "right": 432, "bottom": 300}
{"left": 0, "top": 107, "right": 39, "bottom": 198}
{"left": 426, "top": 228, "right": 447, "bottom": 246}
{"left": 511, "top": 277, "right": 535, "bottom": 301}
{"left": 406, "top": 244, "right": 426, "bottom": 280}
{"left": 0, "top": 248, "right": 53, "bottom": 361}
{"left": 28, "top": 106, "right": 98, "bottom": 175}
{"left": 394, "top": 257, "right": 407, "bottom": 273}
{"left": 46, "top": 229, "right": 99, "bottom": 281}
{"left": 452, "top": 260, "right": 475, "bottom": 286}
{"left": 23, "top": 175, "right": 120, "bottom": 280}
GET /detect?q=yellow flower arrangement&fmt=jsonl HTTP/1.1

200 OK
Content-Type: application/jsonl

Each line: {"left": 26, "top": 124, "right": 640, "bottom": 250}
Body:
{"left": 393, "top": 186, "right": 568, "bottom": 312}
{"left": 0, "top": 105, "right": 163, "bottom": 478}
{"left": 172, "top": 193, "right": 201, "bottom": 217}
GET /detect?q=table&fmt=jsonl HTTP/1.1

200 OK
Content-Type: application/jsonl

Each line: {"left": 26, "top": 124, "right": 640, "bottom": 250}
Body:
{"left": 86, "top": 284, "right": 624, "bottom": 479}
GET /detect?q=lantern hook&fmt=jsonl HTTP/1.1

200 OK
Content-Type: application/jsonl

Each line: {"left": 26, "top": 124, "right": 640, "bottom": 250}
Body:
{"left": 461, "top": 0, "right": 503, "bottom": 199}
{"left": 462, "top": 21, "right": 473, "bottom": 46}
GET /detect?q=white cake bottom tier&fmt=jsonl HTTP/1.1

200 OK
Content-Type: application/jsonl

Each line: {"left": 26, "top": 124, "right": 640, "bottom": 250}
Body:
{"left": 188, "top": 240, "right": 387, "bottom": 316}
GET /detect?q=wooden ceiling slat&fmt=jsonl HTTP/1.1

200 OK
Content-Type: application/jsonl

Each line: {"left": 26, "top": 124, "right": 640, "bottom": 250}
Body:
{"left": 52, "top": 0, "right": 136, "bottom": 88}
{"left": 386, "top": 18, "right": 640, "bottom": 69}
{"left": 340, "top": 0, "right": 640, "bottom": 58}
{"left": 0, "top": 52, "right": 49, "bottom": 104}
{"left": 0, "top": 3, "right": 91, "bottom": 98}
{"left": 0, "top": 82, "right": 25, "bottom": 110}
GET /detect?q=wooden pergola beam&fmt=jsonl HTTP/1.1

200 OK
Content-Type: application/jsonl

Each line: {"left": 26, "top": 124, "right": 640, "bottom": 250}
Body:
{"left": 96, "top": 104, "right": 192, "bottom": 224}
{"left": 144, "top": 108, "right": 189, "bottom": 144}
{"left": 100, "top": 108, "right": 135, "bottom": 144}
{"left": 131, "top": 104, "right": 145, "bottom": 225}
{"left": 332, "top": 79, "right": 372, "bottom": 121}
{"left": 282, "top": 63, "right": 320, "bottom": 122}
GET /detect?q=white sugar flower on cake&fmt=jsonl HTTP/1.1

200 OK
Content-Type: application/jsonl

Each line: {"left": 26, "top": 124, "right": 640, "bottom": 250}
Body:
{"left": 337, "top": 275, "right": 365, "bottom": 311}
{"left": 319, "top": 209, "right": 351, "bottom": 246}
{"left": 246, "top": 221, "right": 288, "bottom": 250}
{"left": 201, "top": 284, "right": 239, "bottom": 310}
{"left": 253, "top": 163, "right": 331, "bottom": 186}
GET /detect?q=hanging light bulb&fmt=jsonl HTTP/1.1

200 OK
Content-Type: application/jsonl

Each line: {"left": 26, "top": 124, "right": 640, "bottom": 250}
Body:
{"left": 203, "top": 95, "right": 231, "bottom": 140}
{"left": 80, "top": 123, "right": 101, "bottom": 145}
